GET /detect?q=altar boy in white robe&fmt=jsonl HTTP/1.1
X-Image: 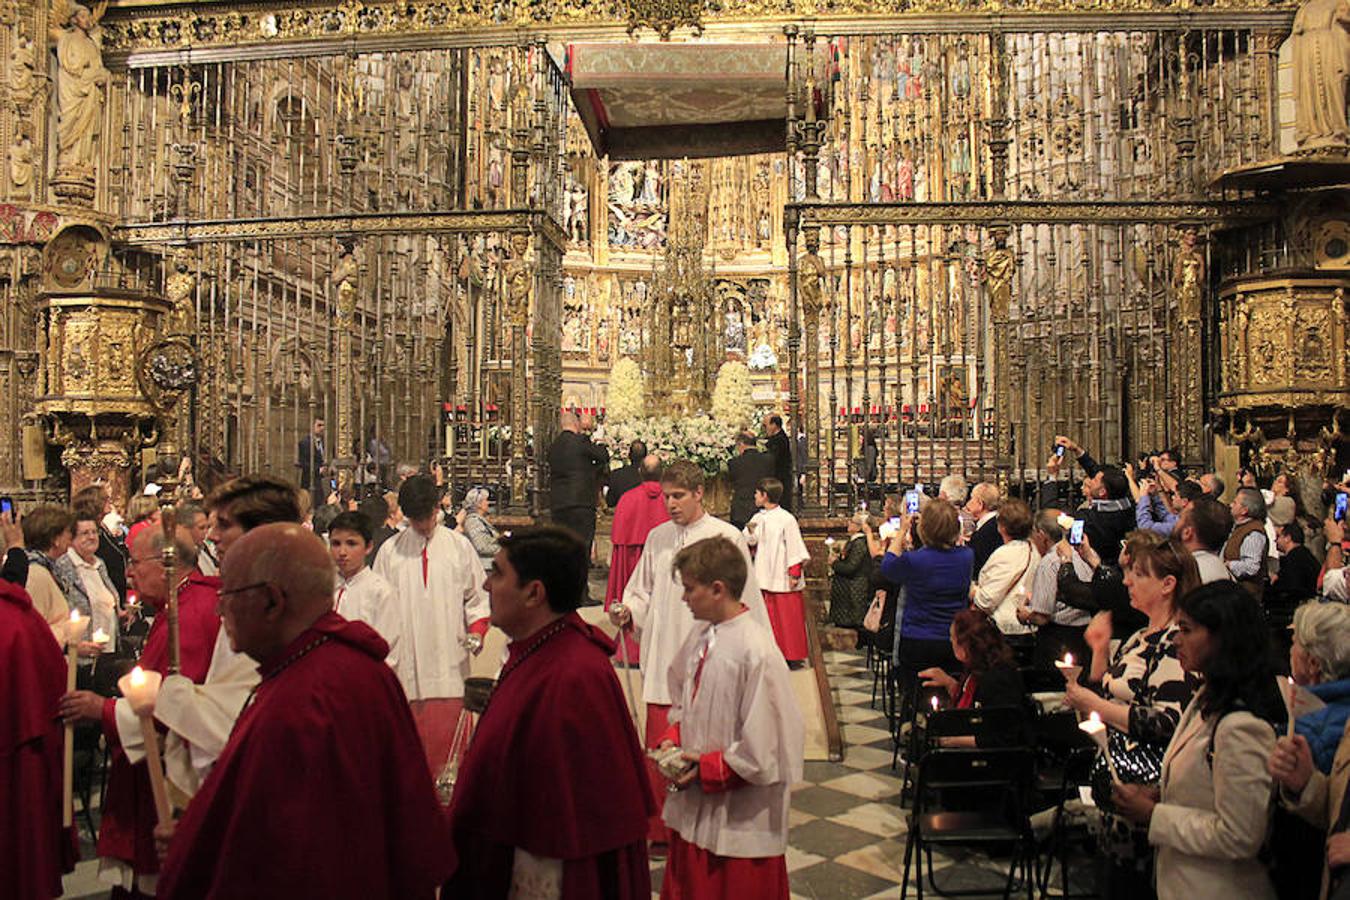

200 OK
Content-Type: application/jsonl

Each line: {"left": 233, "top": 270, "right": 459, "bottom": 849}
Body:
{"left": 374, "top": 474, "right": 489, "bottom": 774}
{"left": 744, "top": 477, "right": 811, "bottom": 664}
{"left": 327, "top": 510, "right": 401, "bottom": 669}
{"left": 612, "top": 459, "right": 770, "bottom": 844}
{"left": 657, "top": 535, "right": 804, "bottom": 899}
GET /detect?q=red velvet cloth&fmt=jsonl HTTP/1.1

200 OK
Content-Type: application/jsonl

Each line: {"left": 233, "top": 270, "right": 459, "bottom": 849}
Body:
{"left": 97, "top": 573, "right": 222, "bottom": 877}
{"left": 446, "top": 613, "right": 653, "bottom": 899}
{"left": 761, "top": 590, "right": 809, "bottom": 662}
{"left": 607, "top": 481, "right": 669, "bottom": 665}
{"left": 158, "top": 613, "right": 452, "bottom": 899}
{"left": 661, "top": 832, "right": 790, "bottom": 900}
{"left": 0, "top": 581, "right": 71, "bottom": 900}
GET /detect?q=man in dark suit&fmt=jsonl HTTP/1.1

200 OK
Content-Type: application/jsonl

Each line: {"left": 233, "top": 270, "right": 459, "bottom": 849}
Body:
{"left": 548, "top": 411, "right": 610, "bottom": 555}
{"left": 296, "top": 417, "right": 327, "bottom": 507}
{"left": 605, "top": 440, "right": 647, "bottom": 509}
{"left": 763, "top": 414, "right": 794, "bottom": 513}
{"left": 727, "top": 433, "right": 773, "bottom": 529}
{"left": 965, "top": 480, "right": 1003, "bottom": 579}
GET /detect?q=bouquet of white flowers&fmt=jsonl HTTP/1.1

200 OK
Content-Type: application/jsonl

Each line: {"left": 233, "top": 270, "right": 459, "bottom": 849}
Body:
{"left": 600, "top": 415, "right": 737, "bottom": 476}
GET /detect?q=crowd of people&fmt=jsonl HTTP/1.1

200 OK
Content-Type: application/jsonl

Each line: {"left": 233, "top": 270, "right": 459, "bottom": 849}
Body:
{"left": 6, "top": 408, "right": 815, "bottom": 900}
{"left": 826, "top": 434, "right": 1350, "bottom": 899}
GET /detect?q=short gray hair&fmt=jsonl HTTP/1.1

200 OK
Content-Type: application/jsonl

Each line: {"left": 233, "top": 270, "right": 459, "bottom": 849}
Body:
{"left": 1293, "top": 602, "right": 1350, "bottom": 681}
{"left": 1236, "top": 487, "right": 1266, "bottom": 521}
{"left": 938, "top": 474, "right": 968, "bottom": 505}
{"left": 462, "top": 488, "right": 489, "bottom": 512}
{"left": 1034, "top": 509, "right": 1063, "bottom": 543}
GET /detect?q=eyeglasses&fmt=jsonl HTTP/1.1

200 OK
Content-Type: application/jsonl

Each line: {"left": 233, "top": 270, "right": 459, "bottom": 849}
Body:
{"left": 127, "top": 556, "right": 161, "bottom": 566}
{"left": 217, "top": 581, "right": 270, "bottom": 600}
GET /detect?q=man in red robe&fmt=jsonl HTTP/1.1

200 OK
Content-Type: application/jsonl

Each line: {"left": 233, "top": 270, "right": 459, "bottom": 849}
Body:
{"left": 446, "top": 526, "right": 652, "bottom": 898}
{"left": 156, "top": 523, "right": 452, "bottom": 899}
{"left": 1, "top": 578, "right": 70, "bottom": 900}
{"left": 59, "top": 527, "right": 220, "bottom": 898}
{"left": 605, "top": 454, "right": 668, "bottom": 665}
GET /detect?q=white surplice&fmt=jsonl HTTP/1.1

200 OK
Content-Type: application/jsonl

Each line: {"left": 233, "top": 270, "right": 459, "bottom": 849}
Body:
{"left": 622, "top": 512, "right": 769, "bottom": 706}
{"left": 334, "top": 566, "right": 401, "bottom": 671}
{"left": 662, "top": 612, "right": 805, "bottom": 858}
{"left": 743, "top": 506, "right": 810, "bottom": 592}
{"left": 374, "top": 525, "right": 489, "bottom": 701}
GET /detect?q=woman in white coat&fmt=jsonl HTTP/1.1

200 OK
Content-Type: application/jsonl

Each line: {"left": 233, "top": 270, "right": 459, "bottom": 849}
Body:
{"left": 1113, "top": 580, "right": 1284, "bottom": 900}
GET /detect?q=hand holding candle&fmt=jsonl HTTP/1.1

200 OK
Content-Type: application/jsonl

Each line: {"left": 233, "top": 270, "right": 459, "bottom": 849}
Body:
{"left": 1054, "top": 652, "right": 1082, "bottom": 687}
{"left": 117, "top": 667, "right": 172, "bottom": 827}
{"left": 1080, "top": 710, "right": 1121, "bottom": 784}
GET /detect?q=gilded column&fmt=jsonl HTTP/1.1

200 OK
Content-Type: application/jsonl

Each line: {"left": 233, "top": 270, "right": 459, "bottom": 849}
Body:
{"left": 985, "top": 227, "right": 1015, "bottom": 462}
{"left": 333, "top": 240, "right": 359, "bottom": 491}
{"left": 1171, "top": 227, "right": 1205, "bottom": 462}
{"left": 504, "top": 232, "right": 531, "bottom": 510}
{"left": 797, "top": 222, "right": 826, "bottom": 505}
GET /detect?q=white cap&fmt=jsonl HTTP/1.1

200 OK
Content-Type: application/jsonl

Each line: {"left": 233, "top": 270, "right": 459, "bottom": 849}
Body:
{"left": 143, "top": 483, "right": 162, "bottom": 496}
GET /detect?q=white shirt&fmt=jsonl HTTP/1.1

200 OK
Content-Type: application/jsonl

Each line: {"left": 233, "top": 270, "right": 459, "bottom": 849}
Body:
{"left": 972, "top": 540, "right": 1038, "bottom": 636}
{"left": 622, "top": 512, "right": 770, "bottom": 706}
{"left": 66, "top": 548, "right": 117, "bottom": 652}
{"left": 744, "top": 506, "right": 810, "bottom": 593}
{"left": 334, "top": 566, "right": 401, "bottom": 671}
{"left": 375, "top": 525, "right": 489, "bottom": 701}
{"left": 1324, "top": 567, "right": 1347, "bottom": 602}
{"left": 663, "top": 612, "right": 804, "bottom": 858}
{"left": 1027, "top": 552, "right": 1090, "bottom": 627}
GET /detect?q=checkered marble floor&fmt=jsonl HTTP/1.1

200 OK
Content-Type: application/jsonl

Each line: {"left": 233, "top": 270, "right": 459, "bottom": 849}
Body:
{"left": 63, "top": 648, "right": 1084, "bottom": 898}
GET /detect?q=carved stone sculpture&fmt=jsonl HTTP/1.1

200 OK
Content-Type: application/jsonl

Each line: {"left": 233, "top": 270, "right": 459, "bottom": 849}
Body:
{"left": 504, "top": 233, "right": 531, "bottom": 327}
{"left": 1289, "top": 0, "right": 1350, "bottom": 151}
{"left": 49, "top": 0, "right": 109, "bottom": 179}
{"left": 984, "top": 228, "right": 1015, "bottom": 320}
{"left": 1173, "top": 228, "right": 1205, "bottom": 321}
{"left": 798, "top": 228, "right": 827, "bottom": 317}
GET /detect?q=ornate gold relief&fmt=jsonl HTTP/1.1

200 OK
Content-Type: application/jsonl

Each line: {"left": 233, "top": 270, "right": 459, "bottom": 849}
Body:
{"left": 626, "top": 0, "right": 703, "bottom": 39}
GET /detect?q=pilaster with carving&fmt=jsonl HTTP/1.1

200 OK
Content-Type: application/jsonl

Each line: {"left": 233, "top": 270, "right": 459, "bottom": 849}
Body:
{"left": 503, "top": 231, "right": 531, "bottom": 510}
{"left": 1171, "top": 226, "right": 1205, "bottom": 462}
{"left": 985, "top": 226, "right": 1015, "bottom": 462}
{"left": 333, "top": 238, "right": 359, "bottom": 491}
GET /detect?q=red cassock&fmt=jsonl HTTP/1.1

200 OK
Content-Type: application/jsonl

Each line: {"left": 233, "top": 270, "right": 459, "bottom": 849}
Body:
{"left": 157, "top": 612, "right": 453, "bottom": 900}
{"left": 445, "top": 613, "right": 654, "bottom": 899}
{"left": 0, "top": 581, "right": 71, "bottom": 900}
{"left": 96, "top": 572, "right": 222, "bottom": 879}
{"left": 606, "top": 481, "right": 670, "bottom": 664}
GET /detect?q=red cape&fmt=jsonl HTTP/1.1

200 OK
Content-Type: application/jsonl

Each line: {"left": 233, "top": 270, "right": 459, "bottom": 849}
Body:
{"left": 0, "top": 581, "right": 70, "bottom": 900}
{"left": 96, "top": 573, "right": 222, "bottom": 874}
{"left": 445, "top": 613, "right": 652, "bottom": 899}
{"left": 610, "top": 480, "right": 669, "bottom": 546}
{"left": 157, "top": 612, "right": 453, "bottom": 900}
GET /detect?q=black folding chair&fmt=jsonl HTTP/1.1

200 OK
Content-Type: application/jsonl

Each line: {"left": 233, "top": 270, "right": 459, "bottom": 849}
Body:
{"left": 900, "top": 747, "right": 1037, "bottom": 900}
{"left": 1035, "top": 744, "right": 1098, "bottom": 899}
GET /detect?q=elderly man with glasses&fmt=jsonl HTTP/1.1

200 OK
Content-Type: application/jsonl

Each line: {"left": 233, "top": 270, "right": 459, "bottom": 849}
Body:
{"left": 58, "top": 527, "right": 220, "bottom": 897}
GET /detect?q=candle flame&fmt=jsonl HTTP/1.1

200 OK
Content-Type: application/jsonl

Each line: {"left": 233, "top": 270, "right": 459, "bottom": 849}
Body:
{"left": 1063, "top": 653, "right": 1073, "bottom": 667}
{"left": 92, "top": 628, "right": 108, "bottom": 643}
{"left": 129, "top": 666, "right": 146, "bottom": 687}
{"left": 1089, "top": 711, "right": 1101, "bottom": 726}
{"left": 70, "top": 609, "right": 81, "bottom": 622}
{"left": 930, "top": 695, "right": 940, "bottom": 711}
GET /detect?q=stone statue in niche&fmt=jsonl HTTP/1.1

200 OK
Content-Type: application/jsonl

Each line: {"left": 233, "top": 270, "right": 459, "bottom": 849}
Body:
{"left": 49, "top": 0, "right": 109, "bottom": 174}
{"left": 1289, "top": 0, "right": 1350, "bottom": 151}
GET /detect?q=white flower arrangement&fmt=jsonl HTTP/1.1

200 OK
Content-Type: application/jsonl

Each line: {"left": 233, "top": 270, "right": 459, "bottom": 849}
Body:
{"left": 711, "top": 360, "right": 757, "bottom": 431}
{"left": 606, "top": 357, "right": 644, "bottom": 423}
{"left": 600, "top": 415, "right": 737, "bottom": 476}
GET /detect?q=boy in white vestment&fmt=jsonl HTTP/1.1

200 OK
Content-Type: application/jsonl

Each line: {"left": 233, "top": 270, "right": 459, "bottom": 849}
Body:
{"left": 328, "top": 510, "right": 401, "bottom": 669}
{"left": 611, "top": 460, "right": 770, "bottom": 844}
{"left": 744, "top": 477, "right": 811, "bottom": 663}
{"left": 375, "top": 474, "right": 489, "bottom": 773}
{"left": 657, "top": 536, "right": 804, "bottom": 899}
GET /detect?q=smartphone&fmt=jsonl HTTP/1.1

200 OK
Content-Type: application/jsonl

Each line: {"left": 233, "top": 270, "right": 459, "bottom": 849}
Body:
{"left": 0, "top": 497, "right": 12, "bottom": 517}
{"left": 1335, "top": 492, "right": 1349, "bottom": 523}
{"left": 904, "top": 490, "right": 920, "bottom": 514}
{"left": 1069, "top": 519, "right": 1086, "bottom": 545}
{"left": 1054, "top": 445, "right": 1066, "bottom": 458}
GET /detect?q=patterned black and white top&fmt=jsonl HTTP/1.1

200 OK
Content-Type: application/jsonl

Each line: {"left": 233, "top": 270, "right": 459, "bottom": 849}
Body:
{"left": 1093, "top": 622, "right": 1201, "bottom": 868}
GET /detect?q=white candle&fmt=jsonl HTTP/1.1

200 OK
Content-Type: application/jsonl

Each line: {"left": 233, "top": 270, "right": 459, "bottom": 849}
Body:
{"left": 1054, "top": 653, "right": 1082, "bottom": 686}
{"left": 118, "top": 666, "right": 172, "bottom": 826}
{"left": 62, "top": 610, "right": 89, "bottom": 828}
{"left": 91, "top": 627, "right": 110, "bottom": 645}
{"left": 1286, "top": 677, "right": 1298, "bottom": 739}
{"left": 824, "top": 536, "right": 835, "bottom": 547}
{"left": 1080, "top": 711, "right": 1120, "bottom": 783}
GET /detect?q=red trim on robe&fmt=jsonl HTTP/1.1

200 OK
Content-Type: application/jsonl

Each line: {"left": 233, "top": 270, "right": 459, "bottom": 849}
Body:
{"left": 466, "top": 618, "right": 490, "bottom": 639}
{"left": 697, "top": 751, "right": 747, "bottom": 794}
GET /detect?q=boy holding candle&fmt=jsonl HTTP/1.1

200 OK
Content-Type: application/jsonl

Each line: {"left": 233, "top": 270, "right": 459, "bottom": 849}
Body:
{"left": 656, "top": 536, "right": 804, "bottom": 899}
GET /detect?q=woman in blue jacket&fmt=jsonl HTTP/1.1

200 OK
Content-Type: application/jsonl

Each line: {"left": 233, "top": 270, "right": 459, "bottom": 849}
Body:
{"left": 1291, "top": 601, "right": 1350, "bottom": 772}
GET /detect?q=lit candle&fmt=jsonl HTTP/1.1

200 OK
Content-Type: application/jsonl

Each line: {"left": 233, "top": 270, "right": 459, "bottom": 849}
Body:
{"left": 62, "top": 610, "right": 89, "bottom": 828}
{"left": 1286, "top": 677, "right": 1298, "bottom": 739}
{"left": 117, "top": 667, "right": 172, "bottom": 826}
{"left": 91, "top": 627, "right": 110, "bottom": 645}
{"left": 1054, "top": 653, "right": 1081, "bottom": 686}
{"left": 824, "top": 536, "right": 835, "bottom": 548}
{"left": 1079, "top": 711, "right": 1120, "bottom": 783}
{"left": 930, "top": 694, "right": 941, "bottom": 714}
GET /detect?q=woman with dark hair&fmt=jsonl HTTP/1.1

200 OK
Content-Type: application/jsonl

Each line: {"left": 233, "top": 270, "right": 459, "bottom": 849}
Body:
{"left": 1114, "top": 581, "right": 1281, "bottom": 900}
{"left": 919, "top": 608, "right": 1027, "bottom": 747}
{"left": 1064, "top": 536, "right": 1202, "bottom": 899}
